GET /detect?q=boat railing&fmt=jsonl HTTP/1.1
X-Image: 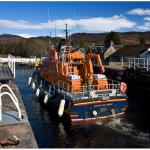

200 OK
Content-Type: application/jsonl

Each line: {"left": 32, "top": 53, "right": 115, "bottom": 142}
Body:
{"left": 58, "top": 46, "right": 72, "bottom": 63}
{"left": 71, "top": 83, "right": 120, "bottom": 93}
{"left": 58, "top": 80, "right": 71, "bottom": 92}
{"left": 57, "top": 79, "right": 121, "bottom": 96}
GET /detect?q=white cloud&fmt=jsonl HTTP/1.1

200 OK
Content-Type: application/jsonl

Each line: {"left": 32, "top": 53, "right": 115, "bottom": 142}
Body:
{"left": 0, "top": 15, "right": 136, "bottom": 32}
{"left": 16, "top": 33, "right": 37, "bottom": 38}
{"left": 127, "top": 8, "right": 150, "bottom": 15}
{"left": 0, "top": 19, "right": 75, "bottom": 30}
{"left": 0, "top": 19, "right": 47, "bottom": 30}
{"left": 144, "top": 17, "right": 150, "bottom": 21}
{"left": 136, "top": 16, "right": 150, "bottom": 31}
{"left": 137, "top": 22, "right": 150, "bottom": 31}
{"left": 77, "top": 15, "right": 136, "bottom": 32}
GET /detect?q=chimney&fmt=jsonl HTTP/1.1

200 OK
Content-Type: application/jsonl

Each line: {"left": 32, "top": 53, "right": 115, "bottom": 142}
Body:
{"left": 110, "top": 40, "right": 114, "bottom": 46}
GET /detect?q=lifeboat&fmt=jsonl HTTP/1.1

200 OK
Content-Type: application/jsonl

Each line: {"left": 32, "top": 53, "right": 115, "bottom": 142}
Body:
{"left": 28, "top": 26, "right": 128, "bottom": 124}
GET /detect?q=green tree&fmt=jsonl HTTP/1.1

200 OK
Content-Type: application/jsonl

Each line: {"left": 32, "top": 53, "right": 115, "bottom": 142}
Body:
{"left": 79, "top": 40, "right": 85, "bottom": 48}
{"left": 104, "top": 31, "right": 121, "bottom": 46}
{"left": 139, "top": 37, "right": 145, "bottom": 45}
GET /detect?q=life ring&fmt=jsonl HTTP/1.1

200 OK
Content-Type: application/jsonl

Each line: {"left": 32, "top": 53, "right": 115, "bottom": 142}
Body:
{"left": 120, "top": 82, "right": 127, "bottom": 93}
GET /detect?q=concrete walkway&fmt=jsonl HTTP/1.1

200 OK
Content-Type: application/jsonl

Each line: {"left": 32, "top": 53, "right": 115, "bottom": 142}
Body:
{"left": 0, "top": 82, "right": 38, "bottom": 148}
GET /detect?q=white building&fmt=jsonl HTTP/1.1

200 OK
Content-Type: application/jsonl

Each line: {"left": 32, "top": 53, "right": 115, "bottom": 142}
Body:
{"left": 139, "top": 48, "right": 150, "bottom": 58}
{"left": 139, "top": 48, "right": 150, "bottom": 65}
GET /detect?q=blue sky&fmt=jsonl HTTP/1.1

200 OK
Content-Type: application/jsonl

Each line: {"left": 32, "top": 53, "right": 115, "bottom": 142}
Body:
{"left": 0, "top": 1, "right": 150, "bottom": 37}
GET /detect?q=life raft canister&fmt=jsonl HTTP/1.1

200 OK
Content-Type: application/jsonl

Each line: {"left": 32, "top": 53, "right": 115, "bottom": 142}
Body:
{"left": 120, "top": 82, "right": 127, "bottom": 93}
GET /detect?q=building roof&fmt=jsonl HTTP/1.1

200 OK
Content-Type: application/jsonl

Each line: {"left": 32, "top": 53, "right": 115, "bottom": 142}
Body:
{"left": 112, "top": 44, "right": 150, "bottom": 57}
{"left": 98, "top": 44, "right": 123, "bottom": 53}
{"left": 139, "top": 47, "right": 150, "bottom": 54}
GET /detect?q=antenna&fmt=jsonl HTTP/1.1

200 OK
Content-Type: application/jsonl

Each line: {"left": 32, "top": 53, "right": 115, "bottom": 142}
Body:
{"left": 55, "top": 18, "right": 57, "bottom": 37}
{"left": 74, "top": 10, "right": 77, "bottom": 33}
{"left": 54, "top": 16, "right": 58, "bottom": 45}
{"left": 48, "top": 8, "right": 51, "bottom": 47}
{"left": 50, "top": 31, "right": 51, "bottom": 37}
{"left": 64, "top": 24, "right": 68, "bottom": 41}
{"left": 68, "top": 24, "right": 71, "bottom": 44}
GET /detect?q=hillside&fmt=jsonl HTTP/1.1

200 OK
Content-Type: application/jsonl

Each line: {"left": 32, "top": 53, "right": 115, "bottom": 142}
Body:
{"left": 71, "top": 31, "right": 150, "bottom": 45}
{"left": 0, "top": 31, "right": 149, "bottom": 45}
{"left": 0, "top": 34, "right": 23, "bottom": 40}
{"left": 0, "top": 35, "right": 50, "bottom": 57}
{"left": 0, "top": 31, "right": 149, "bottom": 57}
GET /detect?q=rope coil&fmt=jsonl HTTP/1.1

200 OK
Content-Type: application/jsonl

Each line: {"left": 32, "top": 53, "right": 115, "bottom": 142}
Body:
{"left": 0, "top": 135, "right": 19, "bottom": 147}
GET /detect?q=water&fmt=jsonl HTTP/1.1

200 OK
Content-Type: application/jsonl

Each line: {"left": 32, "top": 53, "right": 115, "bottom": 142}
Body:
{"left": 14, "top": 68, "right": 150, "bottom": 148}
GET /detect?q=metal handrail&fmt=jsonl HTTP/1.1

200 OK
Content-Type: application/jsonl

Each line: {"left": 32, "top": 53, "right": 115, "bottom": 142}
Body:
{"left": 0, "top": 84, "right": 19, "bottom": 105}
{"left": 0, "top": 92, "right": 22, "bottom": 121}
{"left": 0, "top": 84, "right": 22, "bottom": 122}
{"left": 57, "top": 80, "right": 120, "bottom": 94}
{"left": 122, "top": 57, "right": 150, "bottom": 71}
{"left": 8, "top": 54, "right": 16, "bottom": 78}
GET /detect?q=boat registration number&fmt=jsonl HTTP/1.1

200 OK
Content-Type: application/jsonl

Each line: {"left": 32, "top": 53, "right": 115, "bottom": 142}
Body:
{"left": 94, "top": 103, "right": 113, "bottom": 107}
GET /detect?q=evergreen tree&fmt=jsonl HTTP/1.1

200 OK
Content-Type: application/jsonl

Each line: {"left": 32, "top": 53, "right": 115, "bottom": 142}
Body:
{"left": 139, "top": 37, "right": 145, "bottom": 45}
{"left": 104, "top": 31, "right": 121, "bottom": 46}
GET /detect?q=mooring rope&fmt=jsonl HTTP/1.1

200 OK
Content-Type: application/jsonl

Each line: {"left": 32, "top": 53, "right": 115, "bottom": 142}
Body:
{"left": 0, "top": 135, "right": 19, "bottom": 147}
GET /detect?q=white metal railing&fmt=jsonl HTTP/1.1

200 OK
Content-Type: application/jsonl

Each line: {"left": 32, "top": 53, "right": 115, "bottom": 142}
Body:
{"left": 0, "top": 54, "right": 41, "bottom": 78}
{"left": 8, "top": 54, "right": 16, "bottom": 78}
{"left": 122, "top": 57, "right": 150, "bottom": 71}
{"left": 57, "top": 79, "right": 120, "bottom": 95}
{"left": 0, "top": 56, "right": 40, "bottom": 64}
{"left": 58, "top": 52, "right": 72, "bottom": 63}
{"left": 0, "top": 84, "right": 22, "bottom": 122}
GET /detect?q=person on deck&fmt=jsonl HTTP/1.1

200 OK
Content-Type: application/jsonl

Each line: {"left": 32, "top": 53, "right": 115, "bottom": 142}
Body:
{"left": 34, "top": 59, "right": 40, "bottom": 70}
